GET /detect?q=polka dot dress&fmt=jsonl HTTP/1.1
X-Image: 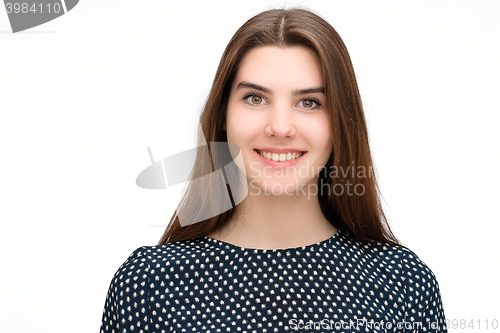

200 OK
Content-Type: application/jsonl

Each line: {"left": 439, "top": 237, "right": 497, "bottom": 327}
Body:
{"left": 100, "top": 229, "right": 447, "bottom": 332}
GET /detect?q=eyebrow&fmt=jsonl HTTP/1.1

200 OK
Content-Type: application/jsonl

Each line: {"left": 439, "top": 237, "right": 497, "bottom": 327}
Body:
{"left": 235, "top": 81, "right": 325, "bottom": 95}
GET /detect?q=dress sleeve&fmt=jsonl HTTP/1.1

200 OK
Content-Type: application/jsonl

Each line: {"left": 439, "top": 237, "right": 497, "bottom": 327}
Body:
{"left": 401, "top": 249, "right": 447, "bottom": 332}
{"left": 100, "top": 247, "right": 152, "bottom": 333}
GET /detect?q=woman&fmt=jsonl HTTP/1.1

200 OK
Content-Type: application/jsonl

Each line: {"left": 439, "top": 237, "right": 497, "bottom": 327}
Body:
{"left": 100, "top": 8, "right": 447, "bottom": 332}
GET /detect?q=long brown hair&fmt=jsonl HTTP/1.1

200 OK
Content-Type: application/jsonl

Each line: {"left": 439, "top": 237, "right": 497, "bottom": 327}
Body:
{"left": 159, "top": 8, "right": 400, "bottom": 246}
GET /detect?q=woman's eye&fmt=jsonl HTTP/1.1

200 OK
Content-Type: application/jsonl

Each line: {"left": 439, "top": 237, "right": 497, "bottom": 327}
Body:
{"left": 245, "top": 94, "right": 267, "bottom": 105}
{"left": 299, "top": 99, "right": 320, "bottom": 109}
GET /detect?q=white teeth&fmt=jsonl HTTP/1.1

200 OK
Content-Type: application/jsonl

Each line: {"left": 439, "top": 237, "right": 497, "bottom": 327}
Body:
{"left": 258, "top": 150, "right": 304, "bottom": 162}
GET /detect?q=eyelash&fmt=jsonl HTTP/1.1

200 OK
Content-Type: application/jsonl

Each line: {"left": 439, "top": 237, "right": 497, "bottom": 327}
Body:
{"left": 242, "top": 93, "right": 322, "bottom": 109}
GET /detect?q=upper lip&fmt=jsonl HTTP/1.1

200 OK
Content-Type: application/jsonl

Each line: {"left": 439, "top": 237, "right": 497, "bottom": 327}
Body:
{"left": 255, "top": 148, "right": 307, "bottom": 154}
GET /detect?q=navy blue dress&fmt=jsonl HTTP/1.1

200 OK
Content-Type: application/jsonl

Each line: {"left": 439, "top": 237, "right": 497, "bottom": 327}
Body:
{"left": 100, "top": 229, "right": 447, "bottom": 332}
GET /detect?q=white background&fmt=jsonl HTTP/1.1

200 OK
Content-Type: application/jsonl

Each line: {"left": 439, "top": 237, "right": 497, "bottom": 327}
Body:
{"left": 1, "top": 0, "right": 499, "bottom": 332}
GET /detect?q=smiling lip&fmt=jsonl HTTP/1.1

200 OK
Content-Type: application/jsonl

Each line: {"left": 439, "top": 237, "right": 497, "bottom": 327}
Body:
{"left": 253, "top": 148, "right": 307, "bottom": 167}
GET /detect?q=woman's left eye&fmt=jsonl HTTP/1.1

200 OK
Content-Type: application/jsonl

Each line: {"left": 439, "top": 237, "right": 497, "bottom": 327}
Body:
{"left": 298, "top": 99, "right": 321, "bottom": 109}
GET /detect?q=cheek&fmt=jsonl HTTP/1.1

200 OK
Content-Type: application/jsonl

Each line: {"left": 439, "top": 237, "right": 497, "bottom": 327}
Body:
{"left": 226, "top": 107, "right": 262, "bottom": 144}
{"left": 225, "top": 101, "right": 242, "bottom": 142}
{"left": 304, "top": 116, "right": 333, "bottom": 151}
{"left": 303, "top": 120, "right": 333, "bottom": 167}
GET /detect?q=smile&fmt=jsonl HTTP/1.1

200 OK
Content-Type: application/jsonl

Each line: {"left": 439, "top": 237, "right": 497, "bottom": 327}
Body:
{"left": 254, "top": 149, "right": 307, "bottom": 163}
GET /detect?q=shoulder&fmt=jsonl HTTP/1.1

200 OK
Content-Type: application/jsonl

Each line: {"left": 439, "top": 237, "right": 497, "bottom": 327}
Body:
{"left": 340, "top": 231, "right": 437, "bottom": 280}
{"left": 114, "top": 238, "right": 212, "bottom": 277}
{"left": 100, "top": 241, "right": 206, "bottom": 332}
{"left": 111, "top": 246, "right": 150, "bottom": 280}
{"left": 337, "top": 231, "right": 442, "bottom": 300}
{"left": 105, "top": 247, "right": 152, "bottom": 302}
{"left": 339, "top": 232, "right": 447, "bottom": 330}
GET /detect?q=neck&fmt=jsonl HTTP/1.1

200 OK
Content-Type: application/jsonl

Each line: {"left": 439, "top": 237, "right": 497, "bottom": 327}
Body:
{"left": 208, "top": 182, "right": 338, "bottom": 249}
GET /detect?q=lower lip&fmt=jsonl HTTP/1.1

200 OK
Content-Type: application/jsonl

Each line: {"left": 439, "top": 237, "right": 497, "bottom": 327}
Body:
{"left": 254, "top": 149, "right": 307, "bottom": 167}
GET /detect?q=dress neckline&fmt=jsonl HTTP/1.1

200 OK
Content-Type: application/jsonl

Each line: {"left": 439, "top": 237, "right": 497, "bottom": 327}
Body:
{"left": 202, "top": 229, "right": 343, "bottom": 253}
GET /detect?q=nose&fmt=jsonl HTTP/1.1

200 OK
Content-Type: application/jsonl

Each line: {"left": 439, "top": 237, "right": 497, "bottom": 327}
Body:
{"left": 264, "top": 103, "right": 296, "bottom": 139}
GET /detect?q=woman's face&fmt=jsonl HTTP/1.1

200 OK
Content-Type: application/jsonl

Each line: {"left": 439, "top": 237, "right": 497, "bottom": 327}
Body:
{"left": 225, "top": 46, "right": 333, "bottom": 196}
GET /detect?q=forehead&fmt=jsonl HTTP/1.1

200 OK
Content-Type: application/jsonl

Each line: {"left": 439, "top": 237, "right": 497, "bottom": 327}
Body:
{"left": 233, "top": 46, "right": 323, "bottom": 90}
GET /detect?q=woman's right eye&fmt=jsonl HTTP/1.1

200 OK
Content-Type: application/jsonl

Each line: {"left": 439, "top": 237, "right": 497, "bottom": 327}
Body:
{"left": 244, "top": 94, "right": 267, "bottom": 105}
